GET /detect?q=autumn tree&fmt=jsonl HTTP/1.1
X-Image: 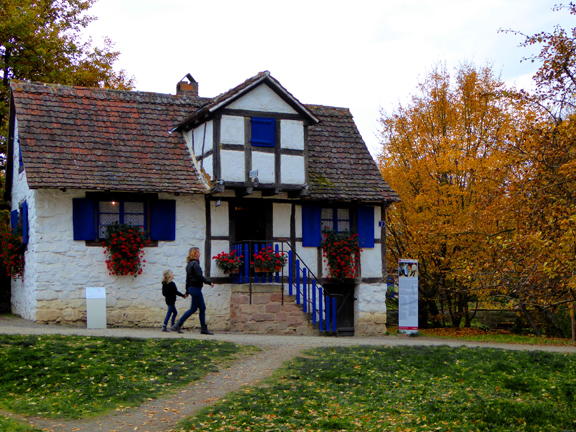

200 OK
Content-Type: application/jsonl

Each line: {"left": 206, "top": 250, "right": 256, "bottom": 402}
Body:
{"left": 0, "top": 0, "right": 134, "bottom": 169}
{"left": 0, "top": 0, "right": 133, "bottom": 311}
{"left": 378, "top": 63, "right": 520, "bottom": 328}
{"left": 475, "top": 4, "right": 576, "bottom": 337}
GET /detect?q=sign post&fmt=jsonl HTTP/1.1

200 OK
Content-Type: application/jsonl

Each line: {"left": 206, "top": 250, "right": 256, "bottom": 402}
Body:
{"left": 398, "top": 259, "right": 418, "bottom": 334}
{"left": 85, "top": 287, "right": 106, "bottom": 329}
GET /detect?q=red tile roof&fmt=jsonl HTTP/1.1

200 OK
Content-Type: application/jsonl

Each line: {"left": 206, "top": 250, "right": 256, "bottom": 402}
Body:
{"left": 9, "top": 74, "right": 399, "bottom": 203}
{"left": 307, "top": 105, "right": 400, "bottom": 202}
{"left": 10, "top": 81, "right": 210, "bottom": 193}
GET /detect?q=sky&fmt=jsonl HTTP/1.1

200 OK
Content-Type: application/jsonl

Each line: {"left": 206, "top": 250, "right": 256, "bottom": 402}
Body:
{"left": 84, "top": 0, "right": 574, "bottom": 156}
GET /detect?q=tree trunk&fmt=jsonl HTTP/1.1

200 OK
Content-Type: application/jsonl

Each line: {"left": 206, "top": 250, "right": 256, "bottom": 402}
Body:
{"left": 549, "top": 308, "right": 565, "bottom": 338}
{"left": 571, "top": 301, "right": 575, "bottom": 342}
{"left": 521, "top": 304, "right": 542, "bottom": 337}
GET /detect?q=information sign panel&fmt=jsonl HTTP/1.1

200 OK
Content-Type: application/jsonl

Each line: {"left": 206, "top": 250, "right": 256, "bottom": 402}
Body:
{"left": 398, "top": 259, "right": 418, "bottom": 334}
{"left": 85, "top": 287, "right": 106, "bottom": 329}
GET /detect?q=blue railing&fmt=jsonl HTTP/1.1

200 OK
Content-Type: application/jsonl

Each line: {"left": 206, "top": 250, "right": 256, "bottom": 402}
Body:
{"left": 287, "top": 249, "right": 337, "bottom": 334}
{"left": 229, "top": 241, "right": 338, "bottom": 334}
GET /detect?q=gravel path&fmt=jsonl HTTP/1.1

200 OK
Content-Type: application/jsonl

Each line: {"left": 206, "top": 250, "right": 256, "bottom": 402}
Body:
{"left": 1, "top": 317, "right": 575, "bottom": 432}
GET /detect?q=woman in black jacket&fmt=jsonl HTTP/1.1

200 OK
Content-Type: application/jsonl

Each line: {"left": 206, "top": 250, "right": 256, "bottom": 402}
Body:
{"left": 161, "top": 270, "right": 187, "bottom": 332}
{"left": 171, "top": 247, "right": 214, "bottom": 335}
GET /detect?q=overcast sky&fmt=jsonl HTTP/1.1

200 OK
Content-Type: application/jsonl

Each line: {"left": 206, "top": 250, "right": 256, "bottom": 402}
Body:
{"left": 85, "top": 0, "right": 573, "bottom": 156}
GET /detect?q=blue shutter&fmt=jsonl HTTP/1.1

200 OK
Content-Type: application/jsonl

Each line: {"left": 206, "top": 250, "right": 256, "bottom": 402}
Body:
{"left": 302, "top": 205, "right": 321, "bottom": 247}
{"left": 150, "top": 200, "right": 176, "bottom": 241}
{"left": 357, "top": 206, "right": 375, "bottom": 248}
{"left": 10, "top": 210, "right": 19, "bottom": 233}
{"left": 73, "top": 198, "right": 96, "bottom": 241}
{"left": 22, "top": 201, "right": 29, "bottom": 244}
{"left": 251, "top": 117, "right": 275, "bottom": 147}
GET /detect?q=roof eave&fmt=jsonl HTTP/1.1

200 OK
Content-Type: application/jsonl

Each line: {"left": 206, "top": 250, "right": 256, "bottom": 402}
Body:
{"left": 174, "top": 72, "right": 319, "bottom": 132}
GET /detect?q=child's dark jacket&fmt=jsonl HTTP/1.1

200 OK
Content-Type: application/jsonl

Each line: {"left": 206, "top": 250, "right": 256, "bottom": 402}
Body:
{"left": 162, "top": 281, "right": 185, "bottom": 306}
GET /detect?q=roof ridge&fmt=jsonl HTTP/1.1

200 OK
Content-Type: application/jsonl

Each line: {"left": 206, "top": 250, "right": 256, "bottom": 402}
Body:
{"left": 10, "top": 80, "right": 212, "bottom": 106}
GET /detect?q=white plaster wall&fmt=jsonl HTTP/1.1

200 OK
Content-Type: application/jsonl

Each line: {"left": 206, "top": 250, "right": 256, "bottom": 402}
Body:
{"left": 361, "top": 248, "right": 383, "bottom": 278}
{"left": 220, "top": 150, "right": 245, "bottom": 182}
{"left": 228, "top": 84, "right": 297, "bottom": 114}
{"left": 28, "top": 191, "right": 207, "bottom": 326}
{"left": 273, "top": 203, "right": 291, "bottom": 238}
{"left": 10, "top": 120, "right": 37, "bottom": 321}
{"left": 355, "top": 283, "right": 388, "bottom": 335}
{"left": 191, "top": 121, "right": 213, "bottom": 157}
{"left": 210, "top": 240, "right": 231, "bottom": 277}
{"left": 221, "top": 115, "right": 244, "bottom": 145}
{"left": 281, "top": 155, "right": 305, "bottom": 184}
{"left": 251, "top": 152, "right": 275, "bottom": 184}
{"left": 280, "top": 120, "right": 304, "bottom": 150}
{"left": 294, "top": 241, "right": 318, "bottom": 277}
{"left": 295, "top": 205, "right": 302, "bottom": 238}
{"left": 201, "top": 283, "right": 232, "bottom": 331}
{"left": 201, "top": 155, "right": 213, "bottom": 180}
{"left": 211, "top": 200, "right": 229, "bottom": 237}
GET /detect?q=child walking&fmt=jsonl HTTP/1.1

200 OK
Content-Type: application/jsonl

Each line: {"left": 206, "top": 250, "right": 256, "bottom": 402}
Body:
{"left": 161, "top": 270, "right": 187, "bottom": 332}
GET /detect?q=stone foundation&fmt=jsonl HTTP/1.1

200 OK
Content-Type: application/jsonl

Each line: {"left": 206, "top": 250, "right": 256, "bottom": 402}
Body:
{"left": 230, "top": 284, "right": 316, "bottom": 335}
{"left": 355, "top": 312, "right": 387, "bottom": 336}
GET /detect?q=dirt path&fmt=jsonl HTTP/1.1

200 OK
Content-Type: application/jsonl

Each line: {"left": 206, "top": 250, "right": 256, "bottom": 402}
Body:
{"left": 4, "top": 342, "right": 306, "bottom": 432}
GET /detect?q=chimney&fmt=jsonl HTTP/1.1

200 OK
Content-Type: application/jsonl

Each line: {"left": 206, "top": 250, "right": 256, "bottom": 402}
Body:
{"left": 177, "top": 73, "right": 198, "bottom": 97}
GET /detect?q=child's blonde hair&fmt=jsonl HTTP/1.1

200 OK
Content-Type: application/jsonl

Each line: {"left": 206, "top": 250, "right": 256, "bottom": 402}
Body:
{"left": 162, "top": 270, "right": 174, "bottom": 284}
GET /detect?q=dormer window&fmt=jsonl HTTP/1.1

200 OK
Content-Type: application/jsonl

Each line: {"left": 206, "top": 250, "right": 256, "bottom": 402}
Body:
{"left": 251, "top": 117, "right": 275, "bottom": 147}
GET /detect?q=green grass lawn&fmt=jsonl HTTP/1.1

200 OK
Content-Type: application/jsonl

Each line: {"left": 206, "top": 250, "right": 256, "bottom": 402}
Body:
{"left": 176, "top": 345, "right": 576, "bottom": 432}
{"left": 0, "top": 415, "right": 42, "bottom": 432}
{"left": 0, "top": 334, "right": 246, "bottom": 420}
{"left": 1, "top": 334, "right": 575, "bottom": 432}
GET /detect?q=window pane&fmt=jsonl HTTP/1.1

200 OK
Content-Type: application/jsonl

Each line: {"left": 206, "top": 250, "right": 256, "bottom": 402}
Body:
{"left": 337, "top": 220, "right": 351, "bottom": 232}
{"left": 100, "top": 213, "right": 120, "bottom": 226}
{"left": 124, "top": 202, "right": 144, "bottom": 213}
{"left": 99, "top": 214, "right": 119, "bottom": 238}
{"left": 124, "top": 214, "right": 144, "bottom": 226}
{"left": 321, "top": 208, "right": 333, "bottom": 219}
{"left": 100, "top": 201, "right": 120, "bottom": 214}
{"left": 337, "top": 208, "right": 349, "bottom": 221}
{"left": 321, "top": 220, "right": 333, "bottom": 232}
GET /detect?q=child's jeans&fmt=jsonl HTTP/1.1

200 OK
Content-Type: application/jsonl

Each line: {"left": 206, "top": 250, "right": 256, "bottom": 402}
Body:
{"left": 163, "top": 304, "right": 178, "bottom": 326}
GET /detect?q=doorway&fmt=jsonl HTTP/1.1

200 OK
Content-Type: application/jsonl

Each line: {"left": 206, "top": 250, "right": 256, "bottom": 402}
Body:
{"left": 325, "top": 283, "right": 356, "bottom": 336}
{"left": 231, "top": 200, "right": 272, "bottom": 243}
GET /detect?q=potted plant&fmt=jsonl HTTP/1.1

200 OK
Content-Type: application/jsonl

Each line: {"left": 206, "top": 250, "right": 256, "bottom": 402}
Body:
{"left": 251, "top": 246, "right": 287, "bottom": 272}
{"left": 212, "top": 250, "right": 244, "bottom": 274}
{"left": 321, "top": 229, "right": 362, "bottom": 282}
{"left": 102, "top": 222, "right": 149, "bottom": 277}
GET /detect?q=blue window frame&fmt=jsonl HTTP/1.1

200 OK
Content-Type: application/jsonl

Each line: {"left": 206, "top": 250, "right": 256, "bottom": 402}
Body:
{"left": 98, "top": 200, "right": 145, "bottom": 239}
{"left": 302, "top": 204, "right": 375, "bottom": 248}
{"left": 251, "top": 117, "right": 275, "bottom": 147}
{"left": 73, "top": 197, "right": 176, "bottom": 242}
{"left": 321, "top": 208, "right": 351, "bottom": 233}
{"left": 18, "top": 141, "right": 24, "bottom": 171}
{"left": 10, "top": 201, "right": 29, "bottom": 244}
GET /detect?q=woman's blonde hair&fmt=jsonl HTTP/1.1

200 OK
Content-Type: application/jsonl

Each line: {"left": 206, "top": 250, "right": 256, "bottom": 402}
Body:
{"left": 187, "top": 247, "right": 200, "bottom": 263}
{"left": 162, "top": 270, "right": 174, "bottom": 284}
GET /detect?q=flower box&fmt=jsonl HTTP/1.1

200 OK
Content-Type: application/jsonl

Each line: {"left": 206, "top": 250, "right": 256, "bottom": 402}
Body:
{"left": 213, "top": 250, "right": 244, "bottom": 273}
{"left": 224, "top": 268, "right": 241, "bottom": 274}
{"left": 251, "top": 246, "right": 287, "bottom": 272}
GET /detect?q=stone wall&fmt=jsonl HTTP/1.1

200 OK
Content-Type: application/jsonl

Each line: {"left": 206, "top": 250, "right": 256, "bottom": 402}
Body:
{"left": 230, "top": 284, "right": 316, "bottom": 335}
{"left": 355, "top": 283, "right": 388, "bottom": 336}
{"left": 15, "top": 189, "right": 208, "bottom": 325}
